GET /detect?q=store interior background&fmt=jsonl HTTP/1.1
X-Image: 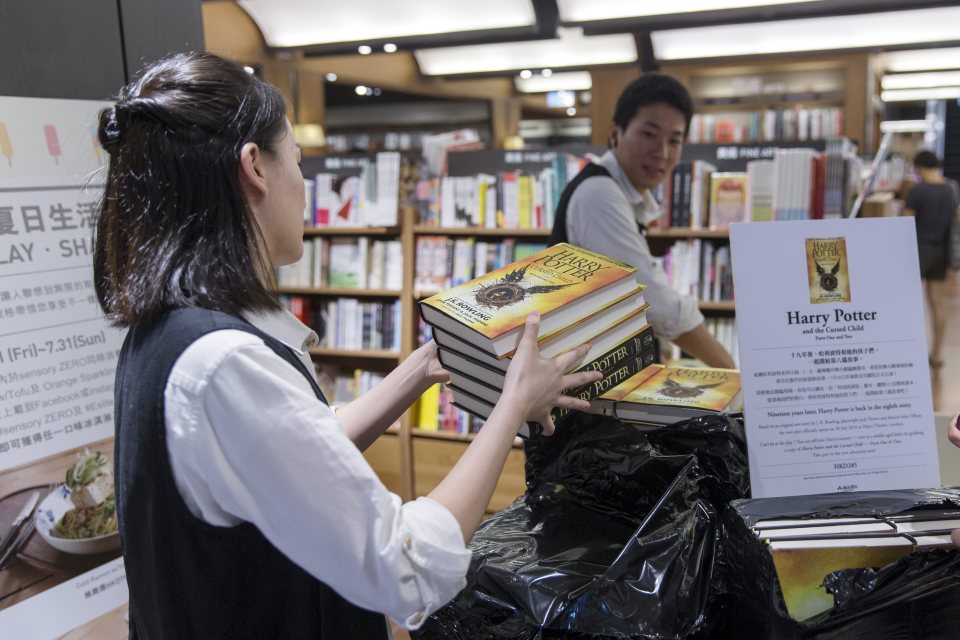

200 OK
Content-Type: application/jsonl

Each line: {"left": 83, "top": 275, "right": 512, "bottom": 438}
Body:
{"left": 4, "top": 2, "right": 960, "bottom": 637}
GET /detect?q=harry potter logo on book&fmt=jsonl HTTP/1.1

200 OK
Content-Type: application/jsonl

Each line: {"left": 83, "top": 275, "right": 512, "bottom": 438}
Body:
{"left": 805, "top": 237, "right": 851, "bottom": 304}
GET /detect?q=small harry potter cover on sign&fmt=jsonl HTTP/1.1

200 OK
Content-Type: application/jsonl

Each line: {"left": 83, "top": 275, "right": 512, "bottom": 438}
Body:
{"left": 805, "top": 236, "right": 851, "bottom": 304}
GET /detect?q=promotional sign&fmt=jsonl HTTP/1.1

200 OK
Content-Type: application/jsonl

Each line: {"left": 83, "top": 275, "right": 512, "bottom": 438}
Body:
{"left": 730, "top": 217, "right": 939, "bottom": 498}
{"left": 0, "top": 96, "right": 127, "bottom": 635}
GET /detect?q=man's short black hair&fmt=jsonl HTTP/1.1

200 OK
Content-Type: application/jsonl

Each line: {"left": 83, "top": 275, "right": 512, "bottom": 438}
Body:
{"left": 913, "top": 149, "right": 941, "bottom": 170}
{"left": 613, "top": 72, "right": 694, "bottom": 137}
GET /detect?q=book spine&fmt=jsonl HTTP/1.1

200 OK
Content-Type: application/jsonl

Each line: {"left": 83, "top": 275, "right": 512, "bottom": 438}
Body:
{"left": 554, "top": 346, "right": 657, "bottom": 421}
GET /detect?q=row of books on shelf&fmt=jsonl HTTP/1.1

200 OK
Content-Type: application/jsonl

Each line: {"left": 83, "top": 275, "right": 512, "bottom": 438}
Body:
{"left": 414, "top": 236, "right": 548, "bottom": 293}
{"left": 413, "top": 153, "right": 590, "bottom": 229}
{"left": 416, "top": 243, "right": 742, "bottom": 436}
{"left": 278, "top": 237, "right": 403, "bottom": 290}
{"left": 661, "top": 317, "right": 740, "bottom": 368}
{"left": 687, "top": 107, "right": 844, "bottom": 144}
{"left": 656, "top": 138, "right": 859, "bottom": 228}
{"left": 280, "top": 296, "right": 402, "bottom": 352}
{"left": 653, "top": 239, "right": 734, "bottom": 303}
{"left": 313, "top": 363, "right": 386, "bottom": 406}
{"left": 301, "top": 151, "right": 405, "bottom": 227}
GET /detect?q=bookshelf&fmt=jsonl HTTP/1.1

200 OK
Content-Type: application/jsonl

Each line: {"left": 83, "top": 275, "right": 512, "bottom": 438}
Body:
{"left": 662, "top": 52, "right": 871, "bottom": 150}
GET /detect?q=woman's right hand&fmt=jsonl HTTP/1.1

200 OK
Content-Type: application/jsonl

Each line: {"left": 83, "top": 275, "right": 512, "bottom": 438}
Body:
{"left": 948, "top": 412, "right": 960, "bottom": 448}
{"left": 500, "top": 313, "right": 602, "bottom": 436}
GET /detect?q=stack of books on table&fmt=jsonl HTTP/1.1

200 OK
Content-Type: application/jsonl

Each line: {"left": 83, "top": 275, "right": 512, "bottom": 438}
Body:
{"left": 749, "top": 510, "right": 960, "bottom": 621}
{"left": 418, "top": 243, "right": 655, "bottom": 436}
{"left": 587, "top": 363, "right": 742, "bottom": 426}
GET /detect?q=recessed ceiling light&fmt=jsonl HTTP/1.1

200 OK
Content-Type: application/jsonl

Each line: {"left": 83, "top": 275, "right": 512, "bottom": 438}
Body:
{"left": 355, "top": 85, "right": 368, "bottom": 95}
{"left": 520, "top": 69, "right": 533, "bottom": 79}
{"left": 242, "top": 66, "right": 255, "bottom": 75}
{"left": 415, "top": 27, "right": 636, "bottom": 75}
{"left": 566, "top": 107, "right": 577, "bottom": 116}
{"left": 325, "top": 73, "right": 338, "bottom": 82}
{"left": 652, "top": 7, "right": 960, "bottom": 60}
{"left": 383, "top": 43, "right": 398, "bottom": 53}
{"left": 542, "top": 68, "right": 553, "bottom": 77}
{"left": 373, "top": 88, "right": 382, "bottom": 96}
{"left": 358, "top": 45, "right": 372, "bottom": 55}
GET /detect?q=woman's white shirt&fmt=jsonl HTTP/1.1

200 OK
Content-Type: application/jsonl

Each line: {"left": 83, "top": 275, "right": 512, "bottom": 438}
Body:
{"left": 163, "top": 309, "right": 470, "bottom": 630}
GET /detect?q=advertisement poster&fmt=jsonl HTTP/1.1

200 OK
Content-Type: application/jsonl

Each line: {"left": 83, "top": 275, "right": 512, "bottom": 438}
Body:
{"left": 0, "top": 97, "right": 127, "bottom": 637}
{"left": 730, "top": 217, "right": 940, "bottom": 498}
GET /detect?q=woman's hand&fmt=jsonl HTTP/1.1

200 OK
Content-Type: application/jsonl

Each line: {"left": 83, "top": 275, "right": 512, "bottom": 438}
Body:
{"left": 948, "top": 412, "right": 960, "bottom": 449}
{"left": 417, "top": 339, "right": 451, "bottom": 386}
{"left": 501, "top": 313, "right": 602, "bottom": 436}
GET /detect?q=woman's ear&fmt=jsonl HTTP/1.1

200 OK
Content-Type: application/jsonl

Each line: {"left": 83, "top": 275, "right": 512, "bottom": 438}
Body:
{"left": 238, "top": 142, "right": 268, "bottom": 202}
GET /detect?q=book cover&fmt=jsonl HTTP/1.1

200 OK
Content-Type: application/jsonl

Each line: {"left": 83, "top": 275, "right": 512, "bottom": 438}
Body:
{"left": 709, "top": 172, "right": 748, "bottom": 229}
{"left": 805, "top": 236, "right": 851, "bottom": 304}
{"left": 420, "top": 243, "right": 639, "bottom": 357}
{"left": 617, "top": 365, "right": 741, "bottom": 412}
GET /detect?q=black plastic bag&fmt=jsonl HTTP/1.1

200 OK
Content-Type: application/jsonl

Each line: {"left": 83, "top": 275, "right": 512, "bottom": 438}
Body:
{"left": 415, "top": 412, "right": 750, "bottom": 639}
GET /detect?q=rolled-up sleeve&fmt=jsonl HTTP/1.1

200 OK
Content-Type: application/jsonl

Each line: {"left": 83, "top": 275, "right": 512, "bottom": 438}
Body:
{"left": 165, "top": 330, "right": 471, "bottom": 629}
{"left": 566, "top": 178, "right": 704, "bottom": 340}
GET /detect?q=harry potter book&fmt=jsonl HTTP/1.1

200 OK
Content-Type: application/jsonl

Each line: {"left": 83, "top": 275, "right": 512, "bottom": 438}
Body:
{"left": 419, "top": 243, "right": 641, "bottom": 358}
{"left": 805, "top": 236, "right": 851, "bottom": 304}
{"left": 589, "top": 364, "right": 742, "bottom": 425}
{"left": 751, "top": 512, "right": 960, "bottom": 621}
{"left": 436, "top": 310, "right": 652, "bottom": 378}
{"left": 445, "top": 345, "right": 657, "bottom": 413}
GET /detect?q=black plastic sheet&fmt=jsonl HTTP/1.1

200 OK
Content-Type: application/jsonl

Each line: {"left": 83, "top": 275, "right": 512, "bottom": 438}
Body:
{"left": 720, "top": 488, "right": 960, "bottom": 639}
{"left": 415, "top": 412, "right": 750, "bottom": 639}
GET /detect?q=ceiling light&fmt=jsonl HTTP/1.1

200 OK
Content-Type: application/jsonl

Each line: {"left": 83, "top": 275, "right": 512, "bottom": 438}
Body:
{"left": 541, "top": 68, "right": 553, "bottom": 77}
{"left": 373, "top": 88, "right": 382, "bottom": 96}
{"left": 358, "top": 45, "right": 372, "bottom": 55}
{"left": 556, "top": 0, "right": 823, "bottom": 22}
{"left": 520, "top": 69, "right": 533, "bottom": 79}
{"left": 415, "top": 27, "right": 636, "bottom": 76}
{"left": 242, "top": 66, "right": 255, "bottom": 75}
{"left": 355, "top": 85, "right": 368, "bottom": 95}
{"left": 515, "top": 71, "right": 592, "bottom": 93}
{"left": 879, "top": 120, "right": 930, "bottom": 133}
{"left": 884, "top": 47, "right": 960, "bottom": 73}
{"left": 325, "top": 72, "right": 338, "bottom": 82}
{"left": 651, "top": 7, "right": 960, "bottom": 60}
{"left": 881, "top": 71, "right": 960, "bottom": 90}
{"left": 881, "top": 87, "right": 960, "bottom": 102}
{"left": 566, "top": 107, "right": 577, "bottom": 116}
{"left": 237, "top": 0, "right": 537, "bottom": 48}
{"left": 383, "top": 43, "right": 398, "bottom": 53}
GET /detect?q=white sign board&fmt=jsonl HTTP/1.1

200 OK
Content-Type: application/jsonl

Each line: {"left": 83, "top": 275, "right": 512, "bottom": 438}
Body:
{"left": 0, "top": 96, "right": 128, "bottom": 636}
{"left": 730, "top": 217, "right": 939, "bottom": 498}
{"left": 0, "top": 97, "right": 124, "bottom": 472}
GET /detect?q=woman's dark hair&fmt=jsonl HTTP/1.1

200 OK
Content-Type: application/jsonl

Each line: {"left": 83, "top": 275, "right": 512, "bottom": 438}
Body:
{"left": 94, "top": 51, "right": 288, "bottom": 327}
{"left": 612, "top": 72, "right": 694, "bottom": 138}
{"left": 913, "top": 149, "right": 941, "bottom": 170}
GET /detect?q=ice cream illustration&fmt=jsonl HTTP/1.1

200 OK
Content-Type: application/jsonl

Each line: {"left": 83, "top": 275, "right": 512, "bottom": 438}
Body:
{"left": 0, "top": 122, "right": 12, "bottom": 167}
{"left": 44, "top": 124, "right": 61, "bottom": 165}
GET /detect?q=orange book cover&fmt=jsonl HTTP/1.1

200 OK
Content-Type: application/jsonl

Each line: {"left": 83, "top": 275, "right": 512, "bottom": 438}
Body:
{"left": 805, "top": 236, "right": 851, "bottom": 304}
{"left": 617, "top": 365, "right": 741, "bottom": 411}
{"left": 419, "top": 243, "right": 638, "bottom": 355}
{"left": 597, "top": 364, "right": 664, "bottom": 402}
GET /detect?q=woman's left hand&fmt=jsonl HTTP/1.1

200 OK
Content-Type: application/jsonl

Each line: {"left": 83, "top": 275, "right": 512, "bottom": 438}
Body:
{"left": 419, "top": 339, "right": 451, "bottom": 386}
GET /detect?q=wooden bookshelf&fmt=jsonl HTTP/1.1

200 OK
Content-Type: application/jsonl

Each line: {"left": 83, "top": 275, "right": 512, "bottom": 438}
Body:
{"left": 413, "top": 225, "right": 551, "bottom": 238}
{"left": 304, "top": 225, "right": 400, "bottom": 237}
{"left": 276, "top": 286, "right": 402, "bottom": 297}
{"left": 308, "top": 347, "right": 401, "bottom": 360}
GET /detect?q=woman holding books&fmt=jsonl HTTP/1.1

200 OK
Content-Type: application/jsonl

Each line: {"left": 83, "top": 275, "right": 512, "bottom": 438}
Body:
{"left": 94, "top": 51, "right": 600, "bottom": 639}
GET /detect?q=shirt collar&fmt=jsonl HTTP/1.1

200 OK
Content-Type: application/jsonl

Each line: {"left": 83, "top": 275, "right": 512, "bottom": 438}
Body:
{"left": 598, "top": 150, "right": 662, "bottom": 225}
{"left": 242, "top": 308, "right": 319, "bottom": 355}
